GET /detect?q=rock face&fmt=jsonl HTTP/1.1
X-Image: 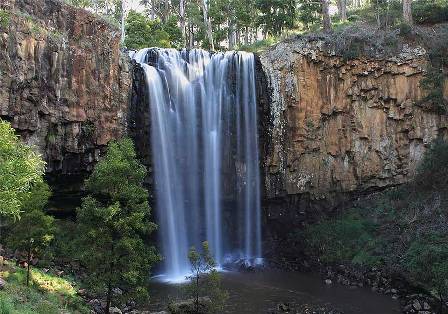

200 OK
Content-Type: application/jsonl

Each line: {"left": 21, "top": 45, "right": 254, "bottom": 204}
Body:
{"left": 259, "top": 38, "right": 448, "bottom": 233}
{"left": 0, "top": 0, "right": 131, "bottom": 175}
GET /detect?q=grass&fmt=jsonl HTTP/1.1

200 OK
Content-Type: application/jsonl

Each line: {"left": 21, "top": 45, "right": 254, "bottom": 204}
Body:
{"left": 0, "top": 9, "right": 10, "bottom": 29}
{"left": 0, "top": 260, "right": 89, "bottom": 314}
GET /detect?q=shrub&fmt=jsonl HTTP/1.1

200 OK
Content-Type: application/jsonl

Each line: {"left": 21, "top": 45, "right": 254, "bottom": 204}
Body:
{"left": 0, "top": 9, "right": 10, "bottom": 29}
{"left": 305, "top": 210, "right": 380, "bottom": 266}
{"left": 413, "top": 0, "right": 448, "bottom": 25}
{"left": 405, "top": 233, "right": 448, "bottom": 306}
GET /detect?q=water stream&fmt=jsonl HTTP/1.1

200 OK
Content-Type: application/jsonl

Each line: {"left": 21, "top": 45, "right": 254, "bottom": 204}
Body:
{"left": 133, "top": 48, "right": 262, "bottom": 281}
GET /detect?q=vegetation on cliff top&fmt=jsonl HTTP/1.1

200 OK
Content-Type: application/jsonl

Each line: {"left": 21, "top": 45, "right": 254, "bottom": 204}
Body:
{"left": 304, "top": 139, "right": 448, "bottom": 311}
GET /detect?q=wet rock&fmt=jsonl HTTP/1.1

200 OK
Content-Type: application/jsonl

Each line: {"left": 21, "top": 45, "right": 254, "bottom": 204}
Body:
{"left": 168, "top": 297, "right": 211, "bottom": 314}
{"left": 0, "top": 277, "right": 6, "bottom": 290}
{"left": 109, "top": 307, "right": 122, "bottom": 314}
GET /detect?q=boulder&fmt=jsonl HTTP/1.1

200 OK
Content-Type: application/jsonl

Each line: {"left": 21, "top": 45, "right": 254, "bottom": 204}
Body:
{"left": 168, "top": 297, "right": 212, "bottom": 314}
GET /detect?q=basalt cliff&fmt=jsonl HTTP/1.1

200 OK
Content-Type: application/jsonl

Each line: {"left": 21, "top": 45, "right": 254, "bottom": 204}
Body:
{"left": 1, "top": 0, "right": 447, "bottom": 219}
{"left": 0, "top": 0, "right": 131, "bottom": 176}
{"left": 259, "top": 37, "right": 448, "bottom": 232}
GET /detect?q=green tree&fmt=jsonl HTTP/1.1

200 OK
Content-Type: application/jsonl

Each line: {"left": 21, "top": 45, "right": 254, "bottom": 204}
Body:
{"left": 76, "top": 138, "right": 159, "bottom": 314}
{"left": 186, "top": 242, "right": 227, "bottom": 314}
{"left": 124, "top": 10, "right": 172, "bottom": 49}
{"left": 0, "top": 119, "right": 45, "bottom": 218}
{"left": 256, "top": 0, "right": 296, "bottom": 36}
{"left": 6, "top": 182, "right": 55, "bottom": 286}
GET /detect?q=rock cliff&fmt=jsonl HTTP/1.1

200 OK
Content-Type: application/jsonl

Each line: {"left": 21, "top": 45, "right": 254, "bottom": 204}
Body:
{"left": 259, "top": 37, "right": 448, "bottom": 223}
{"left": 0, "top": 0, "right": 131, "bottom": 175}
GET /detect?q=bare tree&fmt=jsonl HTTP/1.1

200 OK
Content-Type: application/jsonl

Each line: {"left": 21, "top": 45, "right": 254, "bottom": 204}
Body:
{"left": 200, "top": 0, "right": 214, "bottom": 50}
{"left": 321, "top": 0, "right": 332, "bottom": 32}
{"left": 403, "top": 0, "right": 413, "bottom": 24}
{"left": 179, "top": 0, "right": 186, "bottom": 46}
{"left": 338, "top": 0, "right": 347, "bottom": 22}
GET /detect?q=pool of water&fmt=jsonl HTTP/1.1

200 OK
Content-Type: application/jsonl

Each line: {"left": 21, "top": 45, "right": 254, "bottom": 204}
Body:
{"left": 147, "top": 270, "right": 401, "bottom": 313}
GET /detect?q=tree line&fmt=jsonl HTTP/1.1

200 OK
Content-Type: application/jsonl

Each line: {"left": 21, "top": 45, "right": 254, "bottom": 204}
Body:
{"left": 65, "top": 0, "right": 420, "bottom": 50}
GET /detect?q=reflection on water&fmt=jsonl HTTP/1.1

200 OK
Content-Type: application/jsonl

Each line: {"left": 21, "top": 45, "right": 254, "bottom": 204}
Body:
{"left": 147, "top": 270, "right": 401, "bottom": 314}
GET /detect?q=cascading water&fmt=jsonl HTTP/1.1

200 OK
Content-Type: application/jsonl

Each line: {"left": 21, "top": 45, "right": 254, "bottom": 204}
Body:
{"left": 133, "top": 48, "right": 262, "bottom": 281}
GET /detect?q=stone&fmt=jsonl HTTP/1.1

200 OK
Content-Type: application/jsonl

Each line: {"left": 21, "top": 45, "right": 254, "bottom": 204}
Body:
{"left": 0, "top": 277, "right": 6, "bottom": 290}
{"left": 168, "top": 297, "right": 211, "bottom": 314}
{"left": 109, "top": 307, "right": 122, "bottom": 314}
{"left": 325, "top": 279, "right": 332, "bottom": 285}
{"left": 112, "top": 287, "right": 123, "bottom": 296}
{"left": 260, "top": 36, "right": 448, "bottom": 232}
{"left": 0, "top": 0, "right": 131, "bottom": 178}
{"left": 412, "top": 300, "right": 422, "bottom": 311}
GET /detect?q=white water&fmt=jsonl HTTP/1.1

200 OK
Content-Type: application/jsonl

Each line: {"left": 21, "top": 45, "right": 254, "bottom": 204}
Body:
{"left": 133, "top": 48, "right": 262, "bottom": 281}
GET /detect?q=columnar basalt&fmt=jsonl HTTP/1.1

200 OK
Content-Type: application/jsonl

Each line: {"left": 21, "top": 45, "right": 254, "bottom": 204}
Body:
{"left": 260, "top": 38, "right": 448, "bottom": 220}
{"left": 0, "top": 0, "right": 131, "bottom": 175}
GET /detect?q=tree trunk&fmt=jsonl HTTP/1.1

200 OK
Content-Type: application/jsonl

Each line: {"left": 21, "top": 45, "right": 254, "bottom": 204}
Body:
{"left": 179, "top": 0, "right": 186, "bottom": 46}
{"left": 403, "top": 0, "right": 413, "bottom": 25}
{"left": 200, "top": 0, "right": 214, "bottom": 51}
{"left": 120, "top": 0, "right": 126, "bottom": 45}
{"left": 26, "top": 240, "right": 32, "bottom": 287}
{"left": 321, "top": 0, "right": 332, "bottom": 32}
{"left": 338, "top": 0, "right": 347, "bottom": 21}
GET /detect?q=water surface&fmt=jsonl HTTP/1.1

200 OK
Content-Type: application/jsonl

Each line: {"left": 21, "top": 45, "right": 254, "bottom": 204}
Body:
{"left": 148, "top": 270, "right": 401, "bottom": 313}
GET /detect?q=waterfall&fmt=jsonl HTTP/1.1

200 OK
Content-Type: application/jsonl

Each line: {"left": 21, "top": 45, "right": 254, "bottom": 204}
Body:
{"left": 133, "top": 48, "right": 262, "bottom": 281}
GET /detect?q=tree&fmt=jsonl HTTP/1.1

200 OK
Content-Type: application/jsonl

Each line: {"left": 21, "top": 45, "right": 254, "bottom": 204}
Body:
{"left": 297, "top": 0, "right": 321, "bottom": 30}
{"left": 0, "top": 119, "right": 45, "bottom": 219}
{"left": 76, "top": 138, "right": 159, "bottom": 314}
{"left": 201, "top": 0, "right": 215, "bottom": 50}
{"left": 6, "top": 182, "right": 55, "bottom": 286}
{"left": 256, "top": 0, "right": 296, "bottom": 37}
{"left": 321, "top": 0, "right": 332, "bottom": 31}
{"left": 124, "top": 10, "right": 171, "bottom": 49}
{"left": 338, "top": 0, "right": 347, "bottom": 22}
{"left": 403, "top": 0, "right": 413, "bottom": 24}
{"left": 186, "top": 242, "right": 227, "bottom": 314}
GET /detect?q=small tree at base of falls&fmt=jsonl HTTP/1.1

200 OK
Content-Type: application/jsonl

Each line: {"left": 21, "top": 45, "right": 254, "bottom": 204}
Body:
{"left": 6, "top": 181, "right": 55, "bottom": 286}
{"left": 76, "top": 138, "right": 159, "bottom": 314}
{"left": 185, "top": 241, "right": 227, "bottom": 314}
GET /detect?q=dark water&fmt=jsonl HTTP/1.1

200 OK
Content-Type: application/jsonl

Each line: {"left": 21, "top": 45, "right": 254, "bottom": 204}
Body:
{"left": 147, "top": 270, "right": 401, "bottom": 314}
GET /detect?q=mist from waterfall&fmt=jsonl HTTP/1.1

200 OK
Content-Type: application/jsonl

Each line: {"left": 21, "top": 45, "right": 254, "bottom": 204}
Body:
{"left": 133, "top": 48, "right": 262, "bottom": 281}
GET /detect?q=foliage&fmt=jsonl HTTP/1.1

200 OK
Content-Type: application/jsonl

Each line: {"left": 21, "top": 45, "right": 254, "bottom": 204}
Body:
{"left": 124, "top": 10, "right": 173, "bottom": 49}
{"left": 186, "top": 242, "right": 228, "bottom": 314}
{"left": 413, "top": 0, "right": 448, "bottom": 25}
{"left": 256, "top": 0, "right": 296, "bottom": 36}
{"left": 0, "top": 9, "right": 10, "bottom": 29}
{"left": 0, "top": 119, "right": 45, "bottom": 218}
{"left": 304, "top": 140, "right": 448, "bottom": 308}
{"left": 405, "top": 233, "right": 448, "bottom": 302}
{"left": 0, "top": 260, "right": 89, "bottom": 313}
{"left": 296, "top": 0, "right": 321, "bottom": 30}
{"left": 76, "top": 138, "right": 159, "bottom": 311}
{"left": 6, "top": 181, "right": 55, "bottom": 286}
{"left": 419, "top": 66, "right": 447, "bottom": 114}
{"left": 238, "top": 37, "right": 279, "bottom": 53}
{"left": 305, "top": 210, "right": 380, "bottom": 266}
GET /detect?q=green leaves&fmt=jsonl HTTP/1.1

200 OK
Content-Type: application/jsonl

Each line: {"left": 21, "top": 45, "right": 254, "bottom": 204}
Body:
{"left": 124, "top": 11, "right": 176, "bottom": 49}
{"left": 76, "top": 137, "right": 159, "bottom": 307}
{"left": 0, "top": 119, "right": 46, "bottom": 219}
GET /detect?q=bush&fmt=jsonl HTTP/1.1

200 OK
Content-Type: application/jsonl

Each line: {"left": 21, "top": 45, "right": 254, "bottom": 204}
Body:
{"left": 305, "top": 210, "right": 380, "bottom": 266}
{"left": 405, "top": 233, "right": 448, "bottom": 304}
{"left": 0, "top": 9, "right": 10, "bottom": 29}
{"left": 413, "top": 0, "right": 448, "bottom": 25}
